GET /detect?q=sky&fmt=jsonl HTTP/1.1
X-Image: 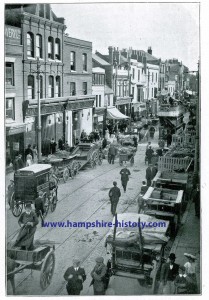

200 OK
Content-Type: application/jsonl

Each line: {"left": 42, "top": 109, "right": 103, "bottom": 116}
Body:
{"left": 51, "top": 2, "right": 199, "bottom": 70}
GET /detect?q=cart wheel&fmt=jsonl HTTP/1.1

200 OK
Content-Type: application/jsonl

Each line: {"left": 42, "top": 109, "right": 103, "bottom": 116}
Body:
{"left": 63, "top": 168, "right": 69, "bottom": 182}
{"left": 12, "top": 201, "right": 23, "bottom": 217}
{"left": 43, "top": 193, "right": 50, "bottom": 216}
{"left": 51, "top": 195, "right": 57, "bottom": 212}
{"left": 40, "top": 250, "right": 55, "bottom": 290}
{"left": 98, "top": 157, "right": 103, "bottom": 166}
{"left": 90, "top": 159, "right": 96, "bottom": 169}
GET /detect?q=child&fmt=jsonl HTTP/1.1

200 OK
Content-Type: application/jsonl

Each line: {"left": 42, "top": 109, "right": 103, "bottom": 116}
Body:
{"left": 174, "top": 266, "right": 188, "bottom": 294}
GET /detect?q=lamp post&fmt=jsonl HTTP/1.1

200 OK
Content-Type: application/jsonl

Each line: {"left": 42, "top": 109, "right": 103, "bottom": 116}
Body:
{"left": 36, "top": 58, "right": 42, "bottom": 161}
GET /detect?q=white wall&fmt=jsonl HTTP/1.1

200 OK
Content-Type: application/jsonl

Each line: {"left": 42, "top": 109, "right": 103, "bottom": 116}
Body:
{"left": 80, "top": 108, "right": 93, "bottom": 134}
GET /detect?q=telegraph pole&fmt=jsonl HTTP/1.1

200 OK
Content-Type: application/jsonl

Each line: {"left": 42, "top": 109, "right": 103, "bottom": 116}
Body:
{"left": 36, "top": 58, "right": 42, "bottom": 161}
{"left": 194, "top": 61, "right": 199, "bottom": 175}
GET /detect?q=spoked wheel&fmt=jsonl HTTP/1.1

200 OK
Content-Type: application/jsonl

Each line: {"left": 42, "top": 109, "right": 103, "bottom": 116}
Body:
{"left": 43, "top": 194, "right": 50, "bottom": 217}
{"left": 63, "top": 168, "right": 69, "bottom": 182}
{"left": 40, "top": 250, "right": 55, "bottom": 290}
{"left": 90, "top": 158, "right": 96, "bottom": 169}
{"left": 98, "top": 157, "right": 103, "bottom": 166}
{"left": 12, "top": 200, "right": 23, "bottom": 217}
{"left": 50, "top": 195, "right": 58, "bottom": 212}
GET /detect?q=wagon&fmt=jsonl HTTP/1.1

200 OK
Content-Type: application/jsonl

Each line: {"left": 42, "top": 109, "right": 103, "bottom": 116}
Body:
{"left": 71, "top": 143, "right": 103, "bottom": 169}
{"left": 118, "top": 146, "right": 136, "bottom": 166}
{"left": 41, "top": 154, "right": 80, "bottom": 183}
{"left": 105, "top": 213, "right": 170, "bottom": 294}
{"left": 10, "top": 164, "right": 58, "bottom": 218}
{"left": 7, "top": 241, "right": 55, "bottom": 292}
{"left": 152, "top": 171, "right": 189, "bottom": 211}
{"left": 141, "top": 187, "right": 184, "bottom": 237}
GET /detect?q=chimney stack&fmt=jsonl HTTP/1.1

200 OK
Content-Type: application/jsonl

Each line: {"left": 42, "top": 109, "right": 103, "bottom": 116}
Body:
{"left": 147, "top": 47, "right": 152, "bottom": 55}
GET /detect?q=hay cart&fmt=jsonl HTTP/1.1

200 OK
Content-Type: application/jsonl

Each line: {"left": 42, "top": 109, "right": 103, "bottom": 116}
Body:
{"left": 141, "top": 187, "right": 184, "bottom": 237}
{"left": 7, "top": 241, "right": 55, "bottom": 292}
{"left": 105, "top": 213, "right": 170, "bottom": 294}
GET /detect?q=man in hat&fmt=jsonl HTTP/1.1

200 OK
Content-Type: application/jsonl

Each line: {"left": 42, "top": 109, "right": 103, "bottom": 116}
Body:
{"left": 120, "top": 165, "right": 131, "bottom": 193}
{"left": 146, "top": 164, "right": 157, "bottom": 187}
{"left": 108, "top": 181, "right": 121, "bottom": 215}
{"left": 90, "top": 257, "right": 107, "bottom": 295}
{"left": 160, "top": 253, "right": 179, "bottom": 294}
{"left": 146, "top": 145, "right": 154, "bottom": 165}
{"left": 64, "top": 258, "right": 86, "bottom": 295}
{"left": 13, "top": 203, "right": 38, "bottom": 250}
{"left": 109, "top": 144, "right": 117, "bottom": 164}
{"left": 34, "top": 191, "right": 45, "bottom": 221}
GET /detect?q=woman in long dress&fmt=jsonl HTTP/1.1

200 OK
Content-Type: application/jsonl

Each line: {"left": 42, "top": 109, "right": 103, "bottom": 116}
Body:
{"left": 32, "top": 145, "right": 38, "bottom": 163}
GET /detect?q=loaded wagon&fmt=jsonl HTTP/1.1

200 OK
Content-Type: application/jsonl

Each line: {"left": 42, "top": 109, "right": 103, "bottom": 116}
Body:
{"left": 105, "top": 213, "right": 170, "bottom": 294}
{"left": 141, "top": 187, "right": 184, "bottom": 236}
{"left": 7, "top": 240, "right": 55, "bottom": 292}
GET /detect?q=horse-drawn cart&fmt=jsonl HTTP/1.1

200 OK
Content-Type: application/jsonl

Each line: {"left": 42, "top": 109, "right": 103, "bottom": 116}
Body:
{"left": 105, "top": 213, "right": 170, "bottom": 294}
{"left": 7, "top": 241, "right": 55, "bottom": 292}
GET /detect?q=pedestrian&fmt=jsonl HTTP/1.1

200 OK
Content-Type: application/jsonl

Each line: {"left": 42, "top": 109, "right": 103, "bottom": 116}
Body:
{"left": 13, "top": 203, "right": 38, "bottom": 251}
{"left": 159, "top": 253, "right": 179, "bottom": 294}
{"left": 184, "top": 253, "right": 198, "bottom": 294}
{"left": 102, "top": 137, "right": 107, "bottom": 149}
{"left": 50, "top": 138, "right": 57, "bottom": 154}
{"left": 13, "top": 156, "right": 19, "bottom": 172}
{"left": 80, "top": 130, "right": 86, "bottom": 143}
{"left": 146, "top": 164, "right": 157, "bottom": 187}
{"left": 109, "top": 144, "right": 117, "bottom": 164}
{"left": 158, "top": 139, "right": 165, "bottom": 149}
{"left": 193, "top": 184, "right": 200, "bottom": 218}
{"left": 146, "top": 146, "right": 154, "bottom": 165}
{"left": 149, "top": 126, "right": 155, "bottom": 139}
{"left": 108, "top": 181, "right": 121, "bottom": 215}
{"left": 174, "top": 266, "right": 189, "bottom": 294}
{"left": 64, "top": 258, "right": 86, "bottom": 295}
{"left": 34, "top": 191, "right": 45, "bottom": 221}
{"left": 133, "top": 136, "right": 138, "bottom": 148}
{"left": 58, "top": 136, "right": 65, "bottom": 150}
{"left": 167, "top": 131, "right": 172, "bottom": 147}
{"left": 32, "top": 145, "right": 38, "bottom": 163}
{"left": 26, "top": 153, "right": 33, "bottom": 166}
{"left": 90, "top": 257, "right": 107, "bottom": 295}
{"left": 18, "top": 154, "right": 24, "bottom": 169}
{"left": 25, "top": 144, "right": 34, "bottom": 161}
{"left": 120, "top": 165, "right": 131, "bottom": 192}
{"left": 140, "top": 180, "right": 149, "bottom": 196}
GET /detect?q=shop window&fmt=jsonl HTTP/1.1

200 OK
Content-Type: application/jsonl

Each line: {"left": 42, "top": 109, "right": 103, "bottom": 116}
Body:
{"left": 55, "top": 76, "right": 61, "bottom": 97}
{"left": 70, "top": 51, "right": 76, "bottom": 71}
{"left": 27, "top": 32, "right": 34, "bottom": 57}
{"left": 40, "top": 75, "right": 43, "bottom": 99}
{"left": 28, "top": 75, "right": 35, "bottom": 99}
{"left": 6, "top": 98, "right": 15, "bottom": 120}
{"left": 132, "top": 68, "right": 135, "bottom": 80}
{"left": 138, "top": 70, "right": 140, "bottom": 81}
{"left": 70, "top": 82, "right": 76, "bottom": 96}
{"left": 48, "top": 76, "right": 54, "bottom": 98}
{"left": 99, "top": 95, "right": 101, "bottom": 107}
{"left": 36, "top": 34, "right": 42, "bottom": 58}
{"left": 108, "top": 95, "right": 110, "bottom": 106}
{"left": 156, "top": 73, "right": 158, "bottom": 83}
{"left": 95, "top": 95, "right": 98, "bottom": 107}
{"left": 48, "top": 36, "right": 54, "bottom": 59}
{"left": 83, "top": 82, "right": 87, "bottom": 95}
{"left": 82, "top": 53, "right": 87, "bottom": 71}
{"left": 55, "top": 38, "right": 61, "bottom": 60}
{"left": 6, "top": 62, "right": 14, "bottom": 86}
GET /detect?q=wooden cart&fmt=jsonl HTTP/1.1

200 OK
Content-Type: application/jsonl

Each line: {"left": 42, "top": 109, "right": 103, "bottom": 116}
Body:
{"left": 105, "top": 213, "right": 170, "bottom": 294}
{"left": 7, "top": 241, "right": 55, "bottom": 292}
{"left": 142, "top": 187, "right": 184, "bottom": 237}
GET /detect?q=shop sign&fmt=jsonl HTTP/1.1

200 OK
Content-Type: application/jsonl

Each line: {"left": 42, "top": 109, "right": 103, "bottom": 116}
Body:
{"left": 5, "top": 25, "right": 21, "bottom": 45}
{"left": 13, "top": 142, "right": 19, "bottom": 151}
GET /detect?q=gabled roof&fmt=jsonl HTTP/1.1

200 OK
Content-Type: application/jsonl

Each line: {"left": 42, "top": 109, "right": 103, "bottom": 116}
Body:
{"left": 92, "top": 54, "right": 111, "bottom": 66}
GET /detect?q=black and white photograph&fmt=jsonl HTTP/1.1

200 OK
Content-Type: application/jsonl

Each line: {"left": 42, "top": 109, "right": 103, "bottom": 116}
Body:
{"left": 4, "top": 0, "right": 203, "bottom": 296}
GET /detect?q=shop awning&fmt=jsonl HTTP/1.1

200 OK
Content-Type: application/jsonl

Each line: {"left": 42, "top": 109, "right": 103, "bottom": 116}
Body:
{"left": 107, "top": 107, "right": 129, "bottom": 120}
{"left": 6, "top": 122, "right": 26, "bottom": 135}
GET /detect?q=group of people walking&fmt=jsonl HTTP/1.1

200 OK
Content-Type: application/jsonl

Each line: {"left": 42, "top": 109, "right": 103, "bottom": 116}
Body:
{"left": 13, "top": 144, "right": 38, "bottom": 171}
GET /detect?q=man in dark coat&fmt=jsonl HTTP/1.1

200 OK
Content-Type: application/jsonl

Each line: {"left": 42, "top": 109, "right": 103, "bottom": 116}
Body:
{"left": 90, "top": 257, "right": 107, "bottom": 295}
{"left": 13, "top": 203, "right": 38, "bottom": 250}
{"left": 140, "top": 181, "right": 149, "bottom": 196}
{"left": 64, "top": 258, "right": 86, "bottom": 295}
{"left": 160, "top": 253, "right": 179, "bottom": 294}
{"left": 146, "top": 146, "right": 154, "bottom": 165}
{"left": 13, "top": 156, "right": 20, "bottom": 172}
{"left": 34, "top": 191, "right": 45, "bottom": 221}
{"left": 18, "top": 154, "right": 24, "bottom": 169}
{"left": 50, "top": 138, "right": 57, "bottom": 154}
{"left": 167, "top": 132, "right": 172, "bottom": 147}
{"left": 109, "top": 144, "right": 117, "bottom": 164}
{"left": 25, "top": 144, "right": 34, "bottom": 161}
{"left": 146, "top": 164, "right": 157, "bottom": 187}
{"left": 102, "top": 138, "right": 107, "bottom": 149}
{"left": 120, "top": 165, "right": 131, "bottom": 192}
{"left": 108, "top": 181, "right": 121, "bottom": 215}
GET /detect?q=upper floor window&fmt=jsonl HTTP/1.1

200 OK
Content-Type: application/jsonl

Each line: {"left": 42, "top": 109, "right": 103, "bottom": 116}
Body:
{"left": 132, "top": 68, "right": 135, "bottom": 80}
{"left": 6, "top": 98, "right": 15, "bottom": 120}
{"left": 6, "top": 63, "right": 14, "bottom": 86}
{"left": 95, "top": 95, "right": 98, "bottom": 107}
{"left": 138, "top": 70, "right": 140, "bottom": 81}
{"left": 55, "top": 38, "right": 61, "bottom": 60}
{"left": 83, "top": 82, "right": 87, "bottom": 95}
{"left": 107, "top": 95, "right": 110, "bottom": 106}
{"left": 28, "top": 75, "right": 35, "bottom": 99}
{"left": 48, "top": 76, "right": 54, "bottom": 98}
{"left": 70, "top": 51, "right": 76, "bottom": 71}
{"left": 70, "top": 82, "right": 76, "bottom": 96}
{"left": 27, "top": 32, "right": 34, "bottom": 57}
{"left": 36, "top": 34, "right": 42, "bottom": 58}
{"left": 99, "top": 95, "right": 101, "bottom": 107}
{"left": 55, "top": 76, "right": 61, "bottom": 97}
{"left": 156, "top": 73, "right": 158, "bottom": 82}
{"left": 39, "top": 4, "right": 44, "bottom": 18}
{"left": 152, "top": 72, "right": 154, "bottom": 82}
{"left": 48, "top": 37, "right": 54, "bottom": 59}
{"left": 82, "top": 53, "right": 87, "bottom": 71}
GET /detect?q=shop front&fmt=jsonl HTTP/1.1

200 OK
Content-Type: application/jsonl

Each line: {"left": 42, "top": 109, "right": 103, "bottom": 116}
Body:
{"left": 115, "top": 97, "right": 132, "bottom": 117}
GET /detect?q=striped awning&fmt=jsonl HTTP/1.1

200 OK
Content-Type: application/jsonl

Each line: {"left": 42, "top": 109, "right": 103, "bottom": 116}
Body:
{"left": 107, "top": 107, "right": 129, "bottom": 120}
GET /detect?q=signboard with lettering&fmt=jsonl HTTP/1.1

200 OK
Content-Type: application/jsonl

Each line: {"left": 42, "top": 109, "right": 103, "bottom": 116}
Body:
{"left": 5, "top": 25, "right": 21, "bottom": 45}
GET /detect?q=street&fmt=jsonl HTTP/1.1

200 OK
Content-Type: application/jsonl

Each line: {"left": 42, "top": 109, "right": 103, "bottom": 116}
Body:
{"left": 7, "top": 136, "right": 165, "bottom": 295}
